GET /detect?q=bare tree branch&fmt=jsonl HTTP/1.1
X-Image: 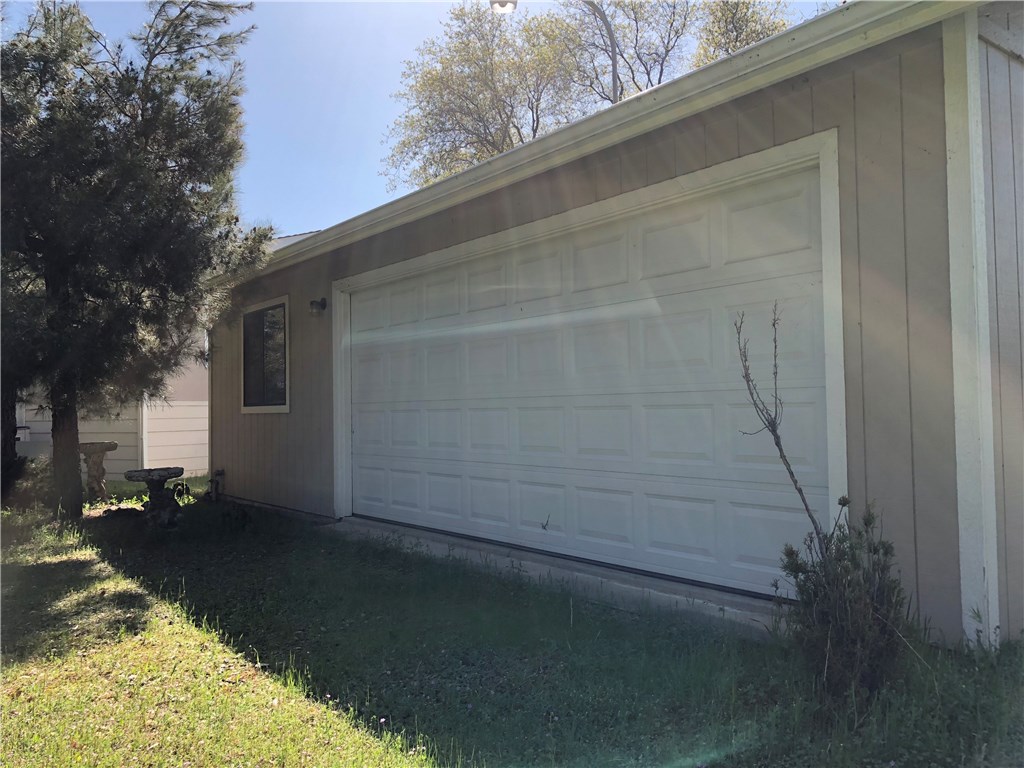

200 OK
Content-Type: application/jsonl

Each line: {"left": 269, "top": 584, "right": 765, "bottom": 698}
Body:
{"left": 735, "top": 303, "right": 827, "bottom": 556}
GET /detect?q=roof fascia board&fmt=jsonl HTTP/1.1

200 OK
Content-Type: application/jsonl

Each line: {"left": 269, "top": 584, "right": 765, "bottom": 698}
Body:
{"left": 255, "top": 0, "right": 976, "bottom": 281}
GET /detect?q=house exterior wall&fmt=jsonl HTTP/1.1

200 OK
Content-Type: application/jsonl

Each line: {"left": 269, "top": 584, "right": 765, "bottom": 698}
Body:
{"left": 164, "top": 359, "right": 209, "bottom": 402}
{"left": 21, "top": 404, "right": 141, "bottom": 481}
{"left": 211, "top": 26, "right": 966, "bottom": 636}
{"left": 979, "top": 2, "right": 1023, "bottom": 639}
{"left": 17, "top": 359, "right": 210, "bottom": 483}
{"left": 145, "top": 401, "right": 209, "bottom": 477}
{"left": 209, "top": 258, "right": 335, "bottom": 513}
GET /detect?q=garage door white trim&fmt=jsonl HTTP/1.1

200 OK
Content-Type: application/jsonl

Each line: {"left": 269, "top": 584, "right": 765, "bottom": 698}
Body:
{"left": 332, "top": 131, "right": 846, "bottom": 581}
{"left": 332, "top": 290, "right": 353, "bottom": 519}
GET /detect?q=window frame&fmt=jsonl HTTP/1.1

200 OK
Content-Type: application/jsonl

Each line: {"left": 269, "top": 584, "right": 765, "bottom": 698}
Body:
{"left": 240, "top": 295, "right": 290, "bottom": 414}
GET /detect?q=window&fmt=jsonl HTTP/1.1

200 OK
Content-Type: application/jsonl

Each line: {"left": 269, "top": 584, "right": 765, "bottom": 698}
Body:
{"left": 242, "top": 297, "right": 288, "bottom": 412}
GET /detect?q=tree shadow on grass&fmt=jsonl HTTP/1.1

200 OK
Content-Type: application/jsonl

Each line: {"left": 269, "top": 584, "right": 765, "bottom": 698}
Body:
{"left": 81, "top": 500, "right": 783, "bottom": 768}
{"left": 1, "top": 525, "right": 152, "bottom": 665}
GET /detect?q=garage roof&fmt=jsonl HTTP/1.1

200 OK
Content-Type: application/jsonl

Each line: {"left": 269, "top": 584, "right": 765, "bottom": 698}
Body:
{"left": 255, "top": 0, "right": 975, "bottom": 280}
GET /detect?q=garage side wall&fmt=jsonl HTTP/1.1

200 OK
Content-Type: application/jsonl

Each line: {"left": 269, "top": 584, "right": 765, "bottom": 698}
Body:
{"left": 979, "top": 3, "right": 1024, "bottom": 640}
{"left": 211, "top": 27, "right": 963, "bottom": 635}
{"left": 210, "top": 256, "right": 335, "bottom": 513}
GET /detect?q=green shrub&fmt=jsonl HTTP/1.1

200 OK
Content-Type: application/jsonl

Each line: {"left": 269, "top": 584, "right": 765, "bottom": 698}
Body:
{"left": 735, "top": 306, "right": 909, "bottom": 708}
{"left": 778, "top": 499, "right": 907, "bottom": 704}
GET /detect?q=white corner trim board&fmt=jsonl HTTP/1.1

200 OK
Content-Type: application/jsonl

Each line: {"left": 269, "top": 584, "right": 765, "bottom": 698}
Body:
{"left": 943, "top": 11, "right": 1001, "bottom": 644}
{"left": 331, "top": 289, "right": 352, "bottom": 518}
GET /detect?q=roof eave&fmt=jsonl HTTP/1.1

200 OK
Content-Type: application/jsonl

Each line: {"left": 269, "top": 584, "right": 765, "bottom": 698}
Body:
{"left": 251, "top": 0, "right": 977, "bottom": 282}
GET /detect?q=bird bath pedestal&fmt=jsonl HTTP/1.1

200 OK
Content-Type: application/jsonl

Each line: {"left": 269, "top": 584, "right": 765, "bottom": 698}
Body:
{"left": 124, "top": 467, "right": 185, "bottom": 528}
{"left": 79, "top": 441, "right": 119, "bottom": 502}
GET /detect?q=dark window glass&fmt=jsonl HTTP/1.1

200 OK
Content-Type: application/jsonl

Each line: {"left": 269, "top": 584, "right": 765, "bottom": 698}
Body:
{"left": 243, "top": 303, "right": 287, "bottom": 407}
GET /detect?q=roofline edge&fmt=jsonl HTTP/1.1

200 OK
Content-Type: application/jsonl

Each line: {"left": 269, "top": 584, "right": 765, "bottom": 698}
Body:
{"left": 233, "top": 0, "right": 976, "bottom": 286}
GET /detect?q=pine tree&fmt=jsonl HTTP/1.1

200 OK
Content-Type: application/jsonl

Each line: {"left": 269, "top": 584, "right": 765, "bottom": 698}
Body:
{"left": 1, "top": 1, "right": 271, "bottom": 515}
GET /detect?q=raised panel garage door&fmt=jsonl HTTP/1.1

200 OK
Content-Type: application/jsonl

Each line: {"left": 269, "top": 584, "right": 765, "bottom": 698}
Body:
{"left": 346, "top": 167, "right": 831, "bottom": 594}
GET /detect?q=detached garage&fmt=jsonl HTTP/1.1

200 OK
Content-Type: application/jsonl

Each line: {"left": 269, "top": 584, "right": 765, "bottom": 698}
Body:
{"left": 341, "top": 156, "right": 840, "bottom": 598}
{"left": 210, "top": 2, "right": 1022, "bottom": 643}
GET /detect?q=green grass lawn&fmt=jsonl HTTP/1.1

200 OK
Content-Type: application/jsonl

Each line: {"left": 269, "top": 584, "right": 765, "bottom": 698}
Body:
{"left": 1, "top": 505, "right": 432, "bottom": 767}
{"left": 3, "top": 498, "right": 1022, "bottom": 767}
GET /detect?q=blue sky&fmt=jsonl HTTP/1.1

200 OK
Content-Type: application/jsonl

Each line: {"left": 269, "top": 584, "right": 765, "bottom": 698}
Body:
{"left": 5, "top": 1, "right": 822, "bottom": 237}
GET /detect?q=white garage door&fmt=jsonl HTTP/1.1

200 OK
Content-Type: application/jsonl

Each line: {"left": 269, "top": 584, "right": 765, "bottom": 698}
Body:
{"left": 346, "top": 166, "right": 831, "bottom": 594}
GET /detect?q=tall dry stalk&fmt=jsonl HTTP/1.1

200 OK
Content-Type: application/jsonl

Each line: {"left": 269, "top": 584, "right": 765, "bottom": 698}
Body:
{"left": 734, "top": 303, "right": 828, "bottom": 558}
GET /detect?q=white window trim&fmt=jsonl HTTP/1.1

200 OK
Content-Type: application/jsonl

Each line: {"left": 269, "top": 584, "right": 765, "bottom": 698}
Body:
{"left": 240, "top": 295, "right": 291, "bottom": 414}
{"left": 334, "top": 131, "right": 847, "bottom": 528}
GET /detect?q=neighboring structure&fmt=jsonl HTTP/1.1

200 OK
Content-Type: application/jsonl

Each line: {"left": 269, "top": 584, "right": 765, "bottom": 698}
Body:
{"left": 18, "top": 360, "right": 209, "bottom": 479}
{"left": 209, "top": 2, "right": 1023, "bottom": 643}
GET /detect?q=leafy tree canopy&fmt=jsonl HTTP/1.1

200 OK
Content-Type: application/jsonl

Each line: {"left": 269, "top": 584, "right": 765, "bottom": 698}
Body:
{"left": 383, "top": 3, "right": 585, "bottom": 191}
{"left": 559, "top": 0, "right": 698, "bottom": 104}
{"left": 692, "top": 0, "right": 789, "bottom": 68}
{"left": 1, "top": 0, "right": 272, "bottom": 513}
{"left": 383, "top": 0, "right": 791, "bottom": 191}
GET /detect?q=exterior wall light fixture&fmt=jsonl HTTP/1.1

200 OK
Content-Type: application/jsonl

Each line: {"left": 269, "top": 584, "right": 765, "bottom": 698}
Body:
{"left": 489, "top": 0, "right": 517, "bottom": 12}
{"left": 309, "top": 297, "right": 327, "bottom": 316}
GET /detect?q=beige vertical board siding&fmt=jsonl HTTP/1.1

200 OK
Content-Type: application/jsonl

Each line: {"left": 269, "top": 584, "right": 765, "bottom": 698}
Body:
{"left": 618, "top": 137, "right": 647, "bottom": 193}
{"left": 773, "top": 85, "right": 813, "bottom": 146}
{"left": 228, "top": 318, "right": 239, "bottom": 494}
{"left": 210, "top": 325, "right": 227, "bottom": 488}
{"left": 853, "top": 54, "right": 920, "bottom": 604}
{"left": 902, "top": 42, "right": 961, "bottom": 633}
{"left": 737, "top": 100, "right": 773, "bottom": 156}
{"left": 145, "top": 402, "right": 208, "bottom": 476}
{"left": 229, "top": 316, "right": 245, "bottom": 495}
{"left": 290, "top": 268, "right": 308, "bottom": 506}
{"left": 675, "top": 120, "right": 707, "bottom": 177}
{"left": 812, "top": 71, "right": 869, "bottom": 514}
{"left": 706, "top": 110, "right": 740, "bottom": 166}
{"left": 318, "top": 285, "right": 334, "bottom": 511}
{"left": 312, "top": 259, "right": 337, "bottom": 513}
{"left": 210, "top": 325, "right": 226, "bottom": 488}
{"left": 210, "top": 320, "right": 239, "bottom": 495}
{"left": 645, "top": 125, "right": 677, "bottom": 185}
{"left": 212, "top": 257, "right": 336, "bottom": 513}
{"left": 980, "top": 15, "right": 1024, "bottom": 639}
{"left": 210, "top": 26, "right": 969, "bottom": 635}
{"left": 226, "top": 318, "right": 241, "bottom": 493}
